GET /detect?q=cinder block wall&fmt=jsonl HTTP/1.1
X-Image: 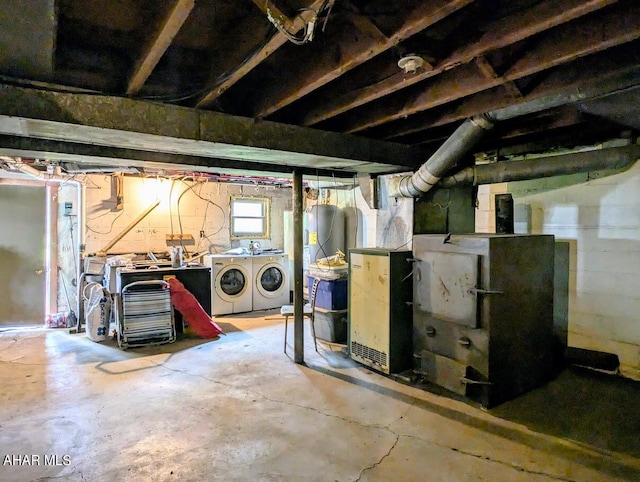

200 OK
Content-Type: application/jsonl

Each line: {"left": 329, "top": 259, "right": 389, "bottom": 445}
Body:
{"left": 476, "top": 162, "right": 640, "bottom": 379}
{"left": 55, "top": 175, "right": 292, "bottom": 312}
{"left": 82, "top": 175, "right": 291, "bottom": 255}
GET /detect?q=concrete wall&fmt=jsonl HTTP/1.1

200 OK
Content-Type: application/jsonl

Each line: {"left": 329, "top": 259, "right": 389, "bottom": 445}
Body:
{"left": 82, "top": 175, "right": 291, "bottom": 255}
{"left": 0, "top": 184, "right": 46, "bottom": 324}
{"left": 476, "top": 161, "right": 640, "bottom": 379}
{"left": 56, "top": 185, "right": 79, "bottom": 313}
{"left": 325, "top": 174, "right": 414, "bottom": 251}
{"left": 55, "top": 174, "right": 292, "bottom": 312}
{"left": 375, "top": 175, "right": 413, "bottom": 249}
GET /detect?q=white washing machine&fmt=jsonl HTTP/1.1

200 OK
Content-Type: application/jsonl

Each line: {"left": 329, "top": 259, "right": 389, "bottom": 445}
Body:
{"left": 252, "top": 254, "right": 289, "bottom": 311}
{"left": 204, "top": 255, "right": 253, "bottom": 315}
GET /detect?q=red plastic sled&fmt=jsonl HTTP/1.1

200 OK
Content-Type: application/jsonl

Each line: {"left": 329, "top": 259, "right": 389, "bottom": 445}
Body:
{"left": 168, "top": 278, "right": 223, "bottom": 338}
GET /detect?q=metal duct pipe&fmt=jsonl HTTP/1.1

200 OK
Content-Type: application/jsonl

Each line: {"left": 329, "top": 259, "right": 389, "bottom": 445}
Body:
{"left": 2, "top": 158, "right": 86, "bottom": 325}
{"left": 439, "top": 144, "right": 640, "bottom": 188}
{"left": 388, "top": 73, "right": 640, "bottom": 198}
{"left": 389, "top": 115, "right": 493, "bottom": 197}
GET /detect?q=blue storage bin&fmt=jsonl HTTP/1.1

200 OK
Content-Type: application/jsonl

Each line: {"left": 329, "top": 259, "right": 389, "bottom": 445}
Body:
{"left": 308, "top": 277, "right": 348, "bottom": 310}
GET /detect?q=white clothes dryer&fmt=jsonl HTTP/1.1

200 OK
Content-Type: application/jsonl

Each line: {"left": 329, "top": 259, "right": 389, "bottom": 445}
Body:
{"left": 204, "top": 255, "right": 253, "bottom": 315}
{"left": 252, "top": 254, "right": 289, "bottom": 311}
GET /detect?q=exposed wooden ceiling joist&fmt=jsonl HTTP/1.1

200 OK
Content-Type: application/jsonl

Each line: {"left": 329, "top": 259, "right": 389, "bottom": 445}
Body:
{"left": 1, "top": 0, "right": 639, "bottom": 169}
{"left": 489, "top": 107, "right": 587, "bottom": 142}
{"left": 342, "top": 2, "right": 640, "bottom": 134}
{"left": 383, "top": 49, "right": 640, "bottom": 141}
{"left": 300, "top": 0, "right": 616, "bottom": 127}
{"left": 126, "top": 0, "right": 195, "bottom": 95}
{"left": 251, "top": 0, "right": 476, "bottom": 118}
{"left": 474, "top": 56, "right": 523, "bottom": 98}
{"left": 196, "top": 0, "right": 327, "bottom": 108}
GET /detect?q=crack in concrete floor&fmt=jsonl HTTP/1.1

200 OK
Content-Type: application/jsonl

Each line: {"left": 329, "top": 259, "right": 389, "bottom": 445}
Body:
{"left": 403, "top": 433, "right": 582, "bottom": 482}
{"left": 354, "top": 434, "right": 400, "bottom": 482}
{"left": 29, "top": 465, "right": 77, "bottom": 482}
{"left": 5, "top": 331, "right": 639, "bottom": 482}
{"left": 150, "top": 357, "right": 594, "bottom": 482}
{"left": 446, "top": 446, "right": 580, "bottom": 482}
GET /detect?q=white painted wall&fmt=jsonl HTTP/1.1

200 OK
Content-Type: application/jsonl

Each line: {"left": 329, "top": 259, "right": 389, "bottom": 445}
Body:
{"left": 327, "top": 174, "right": 414, "bottom": 251}
{"left": 82, "top": 175, "right": 291, "bottom": 255}
{"left": 476, "top": 162, "right": 640, "bottom": 379}
{"left": 54, "top": 174, "right": 292, "bottom": 312}
{"left": 57, "top": 184, "right": 80, "bottom": 313}
{"left": 375, "top": 175, "right": 413, "bottom": 250}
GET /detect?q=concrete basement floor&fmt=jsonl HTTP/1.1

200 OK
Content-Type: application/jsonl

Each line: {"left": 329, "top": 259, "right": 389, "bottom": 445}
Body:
{"left": 1, "top": 313, "right": 640, "bottom": 482}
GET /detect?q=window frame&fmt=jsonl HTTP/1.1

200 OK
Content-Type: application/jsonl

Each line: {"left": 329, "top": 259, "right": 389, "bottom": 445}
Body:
{"left": 229, "top": 196, "right": 270, "bottom": 239}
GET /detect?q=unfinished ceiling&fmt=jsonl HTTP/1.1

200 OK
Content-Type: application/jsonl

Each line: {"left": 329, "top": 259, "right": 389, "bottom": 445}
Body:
{"left": 1, "top": 0, "right": 639, "bottom": 176}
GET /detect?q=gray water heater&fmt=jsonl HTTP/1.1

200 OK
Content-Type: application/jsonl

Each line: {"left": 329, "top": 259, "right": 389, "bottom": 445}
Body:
{"left": 306, "top": 204, "right": 345, "bottom": 264}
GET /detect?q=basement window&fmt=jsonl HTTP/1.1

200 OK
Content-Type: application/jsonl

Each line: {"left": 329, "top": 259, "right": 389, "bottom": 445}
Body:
{"left": 230, "top": 196, "right": 270, "bottom": 239}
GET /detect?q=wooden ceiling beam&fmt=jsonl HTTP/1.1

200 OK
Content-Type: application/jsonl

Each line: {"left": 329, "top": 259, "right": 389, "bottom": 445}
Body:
{"left": 126, "top": 0, "right": 195, "bottom": 96}
{"left": 301, "top": 0, "right": 616, "bottom": 126}
{"left": 342, "top": 3, "right": 640, "bottom": 133}
{"left": 0, "top": 82, "right": 422, "bottom": 174}
{"left": 490, "top": 107, "right": 585, "bottom": 141}
{"left": 249, "top": 0, "right": 297, "bottom": 32}
{"left": 475, "top": 56, "right": 522, "bottom": 98}
{"left": 251, "top": 0, "right": 475, "bottom": 118}
{"left": 383, "top": 48, "right": 640, "bottom": 141}
{"left": 403, "top": 108, "right": 587, "bottom": 146}
{"left": 253, "top": 15, "right": 389, "bottom": 118}
{"left": 196, "top": 0, "right": 326, "bottom": 109}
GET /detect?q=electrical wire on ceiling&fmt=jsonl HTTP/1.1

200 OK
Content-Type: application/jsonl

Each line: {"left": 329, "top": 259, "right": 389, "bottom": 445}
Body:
{"left": 138, "top": 20, "right": 281, "bottom": 106}
{"left": 265, "top": 0, "right": 334, "bottom": 45}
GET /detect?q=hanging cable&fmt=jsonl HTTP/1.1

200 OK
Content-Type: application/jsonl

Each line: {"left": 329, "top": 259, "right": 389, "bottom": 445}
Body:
{"left": 264, "top": 0, "right": 332, "bottom": 45}
{"left": 177, "top": 178, "right": 227, "bottom": 255}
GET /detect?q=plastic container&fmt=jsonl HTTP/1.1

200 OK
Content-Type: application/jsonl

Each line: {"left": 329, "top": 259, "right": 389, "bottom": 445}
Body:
{"left": 308, "top": 262, "right": 348, "bottom": 280}
{"left": 308, "top": 277, "right": 348, "bottom": 310}
{"left": 86, "top": 297, "right": 111, "bottom": 342}
{"left": 314, "top": 307, "right": 348, "bottom": 343}
{"left": 46, "top": 312, "right": 71, "bottom": 328}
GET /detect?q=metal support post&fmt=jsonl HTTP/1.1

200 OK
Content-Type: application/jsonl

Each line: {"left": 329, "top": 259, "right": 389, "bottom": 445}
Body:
{"left": 293, "top": 169, "right": 304, "bottom": 363}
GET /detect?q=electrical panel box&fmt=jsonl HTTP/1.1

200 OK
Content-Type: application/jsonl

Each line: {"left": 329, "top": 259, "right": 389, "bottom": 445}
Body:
{"left": 349, "top": 249, "right": 412, "bottom": 374}
{"left": 63, "top": 201, "right": 76, "bottom": 216}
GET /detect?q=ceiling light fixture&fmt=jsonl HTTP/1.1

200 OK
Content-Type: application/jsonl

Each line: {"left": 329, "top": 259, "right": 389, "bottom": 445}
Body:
{"left": 398, "top": 54, "right": 425, "bottom": 74}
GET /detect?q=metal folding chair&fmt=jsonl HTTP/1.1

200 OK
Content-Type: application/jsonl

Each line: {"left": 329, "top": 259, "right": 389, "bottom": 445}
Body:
{"left": 117, "top": 280, "right": 176, "bottom": 349}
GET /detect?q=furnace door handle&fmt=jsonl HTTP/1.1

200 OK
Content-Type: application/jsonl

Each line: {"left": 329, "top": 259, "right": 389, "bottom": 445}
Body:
{"left": 460, "top": 377, "right": 493, "bottom": 386}
{"left": 468, "top": 287, "right": 503, "bottom": 295}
